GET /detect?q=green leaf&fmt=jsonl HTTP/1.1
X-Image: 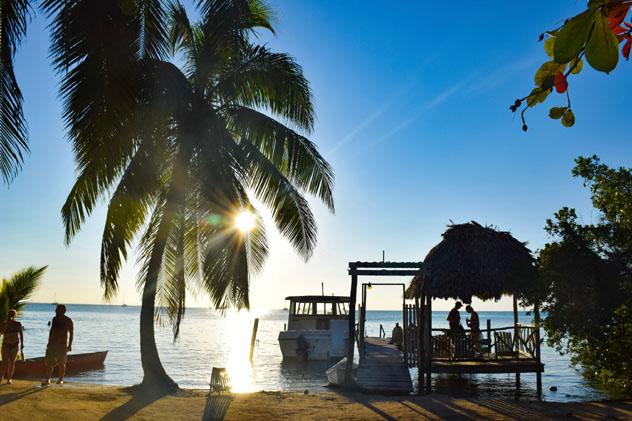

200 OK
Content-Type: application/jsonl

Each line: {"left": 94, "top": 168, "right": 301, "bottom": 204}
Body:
{"left": 549, "top": 107, "right": 568, "bottom": 119}
{"left": 535, "top": 61, "right": 566, "bottom": 87}
{"left": 585, "top": 11, "right": 619, "bottom": 73}
{"left": 554, "top": 9, "right": 596, "bottom": 64}
{"left": 570, "top": 58, "right": 584, "bottom": 74}
{"left": 562, "top": 109, "right": 576, "bottom": 127}
{"left": 527, "top": 88, "right": 550, "bottom": 107}
{"left": 544, "top": 37, "right": 555, "bottom": 58}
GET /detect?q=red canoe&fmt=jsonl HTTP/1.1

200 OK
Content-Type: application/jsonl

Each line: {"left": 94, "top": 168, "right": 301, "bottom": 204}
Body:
{"left": 11, "top": 351, "right": 108, "bottom": 378}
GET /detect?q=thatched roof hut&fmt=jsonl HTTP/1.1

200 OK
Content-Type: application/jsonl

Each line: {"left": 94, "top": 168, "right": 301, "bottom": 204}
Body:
{"left": 406, "top": 221, "right": 536, "bottom": 303}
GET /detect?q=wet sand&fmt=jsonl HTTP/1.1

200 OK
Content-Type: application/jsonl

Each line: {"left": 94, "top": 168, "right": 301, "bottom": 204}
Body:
{"left": 0, "top": 380, "right": 630, "bottom": 420}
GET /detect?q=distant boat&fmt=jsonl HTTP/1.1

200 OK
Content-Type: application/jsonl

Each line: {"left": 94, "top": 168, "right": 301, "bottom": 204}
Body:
{"left": 121, "top": 304, "right": 128, "bottom": 307}
{"left": 13, "top": 351, "right": 108, "bottom": 378}
{"left": 51, "top": 293, "right": 58, "bottom": 305}
{"left": 282, "top": 307, "right": 288, "bottom": 311}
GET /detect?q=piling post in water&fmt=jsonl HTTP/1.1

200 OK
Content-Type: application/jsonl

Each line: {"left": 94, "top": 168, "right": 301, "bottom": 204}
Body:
{"left": 249, "top": 318, "right": 259, "bottom": 362}
{"left": 486, "top": 319, "right": 491, "bottom": 344}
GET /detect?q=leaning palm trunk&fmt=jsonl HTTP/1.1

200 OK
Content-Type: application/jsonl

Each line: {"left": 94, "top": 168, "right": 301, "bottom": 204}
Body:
{"left": 140, "top": 272, "right": 178, "bottom": 390}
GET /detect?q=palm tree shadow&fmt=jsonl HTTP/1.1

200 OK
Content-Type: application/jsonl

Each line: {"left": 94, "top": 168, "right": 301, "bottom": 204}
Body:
{"left": 100, "top": 385, "right": 168, "bottom": 421}
{"left": 0, "top": 385, "right": 45, "bottom": 406}
{"left": 202, "top": 394, "right": 234, "bottom": 421}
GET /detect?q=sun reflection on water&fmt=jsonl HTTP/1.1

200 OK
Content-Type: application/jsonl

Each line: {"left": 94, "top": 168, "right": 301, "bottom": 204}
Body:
{"left": 224, "top": 309, "right": 261, "bottom": 393}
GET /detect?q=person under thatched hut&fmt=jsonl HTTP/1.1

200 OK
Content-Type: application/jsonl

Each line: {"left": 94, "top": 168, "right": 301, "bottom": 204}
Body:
{"left": 447, "top": 301, "right": 463, "bottom": 332}
{"left": 465, "top": 305, "right": 481, "bottom": 351}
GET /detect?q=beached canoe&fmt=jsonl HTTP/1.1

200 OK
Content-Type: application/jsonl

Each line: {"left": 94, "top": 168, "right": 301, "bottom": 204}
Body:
{"left": 12, "top": 351, "right": 108, "bottom": 378}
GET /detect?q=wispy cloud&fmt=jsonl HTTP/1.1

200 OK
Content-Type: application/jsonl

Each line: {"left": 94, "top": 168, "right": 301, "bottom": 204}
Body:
{"left": 368, "top": 53, "right": 542, "bottom": 147}
{"left": 368, "top": 79, "right": 470, "bottom": 146}
{"left": 327, "top": 55, "right": 436, "bottom": 156}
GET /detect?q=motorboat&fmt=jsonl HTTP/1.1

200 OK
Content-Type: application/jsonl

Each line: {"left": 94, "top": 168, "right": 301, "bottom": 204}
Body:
{"left": 278, "top": 295, "right": 349, "bottom": 361}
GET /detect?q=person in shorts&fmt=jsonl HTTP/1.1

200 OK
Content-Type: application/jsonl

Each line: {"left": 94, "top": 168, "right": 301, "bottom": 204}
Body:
{"left": 44, "top": 304, "right": 73, "bottom": 385}
{"left": 0, "top": 309, "right": 24, "bottom": 384}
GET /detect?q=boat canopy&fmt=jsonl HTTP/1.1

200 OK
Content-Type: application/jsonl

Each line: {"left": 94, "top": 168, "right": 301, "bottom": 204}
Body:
{"left": 285, "top": 295, "right": 350, "bottom": 303}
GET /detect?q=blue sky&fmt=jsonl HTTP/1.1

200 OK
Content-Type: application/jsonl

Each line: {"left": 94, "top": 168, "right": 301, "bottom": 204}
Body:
{"left": 1, "top": 1, "right": 631, "bottom": 310}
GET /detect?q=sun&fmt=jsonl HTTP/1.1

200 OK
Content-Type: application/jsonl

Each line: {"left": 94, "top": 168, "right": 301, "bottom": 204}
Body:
{"left": 235, "top": 210, "right": 256, "bottom": 233}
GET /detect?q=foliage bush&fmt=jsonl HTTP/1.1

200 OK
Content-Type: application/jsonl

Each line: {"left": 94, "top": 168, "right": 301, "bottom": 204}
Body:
{"left": 537, "top": 156, "right": 632, "bottom": 398}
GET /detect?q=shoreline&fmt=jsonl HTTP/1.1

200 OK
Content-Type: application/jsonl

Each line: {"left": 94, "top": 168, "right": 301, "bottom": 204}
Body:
{"left": 0, "top": 380, "right": 630, "bottom": 420}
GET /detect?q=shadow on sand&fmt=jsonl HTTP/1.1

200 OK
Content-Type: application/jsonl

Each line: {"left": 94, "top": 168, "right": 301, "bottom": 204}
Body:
{"left": 333, "top": 389, "right": 632, "bottom": 420}
{"left": 202, "top": 394, "right": 234, "bottom": 421}
{"left": 100, "top": 385, "right": 168, "bottom": 421}
{"left": 0, "top": 384, "right": 45, "bottom": 406}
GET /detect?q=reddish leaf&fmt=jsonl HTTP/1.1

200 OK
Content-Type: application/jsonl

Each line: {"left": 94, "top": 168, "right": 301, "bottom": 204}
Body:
{"left": 613, "top": 25, "right": 627, "bottom": 35}
{"left": 554, "top": 72, "right": 568, "bottom": 93}
{"left": 624, "top": 37, "right": 632, "bottom": 59}
{"left": 609, "top": 4, "right": 630, "bottom": 28}
{"left": 625, "top": 22, "right": 632, "bottom": 29}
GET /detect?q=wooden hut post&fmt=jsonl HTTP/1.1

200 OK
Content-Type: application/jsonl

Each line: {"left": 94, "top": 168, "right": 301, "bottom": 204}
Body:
{"left": 424, "top": 294, "right": 432, "bottom": 393}
{"left": 513, "top": 294, "right": 520, "bottom": 390}
{"left": 534, "top": 300, "right": 542, "bottom": 398}
{"left": 345, "top": 265, "right": 358, "bottom": 386}
{"left": 416, "top": 296, "right": 424, "bottom": 394}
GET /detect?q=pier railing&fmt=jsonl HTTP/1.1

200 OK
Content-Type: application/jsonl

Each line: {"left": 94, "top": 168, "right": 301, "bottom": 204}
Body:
{"left": 429, "top": 324, "right": 539, "bottom": 361}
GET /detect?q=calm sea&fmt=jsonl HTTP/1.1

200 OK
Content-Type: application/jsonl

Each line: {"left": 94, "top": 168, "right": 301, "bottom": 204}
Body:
{"left": 15, "top": 303, "right": 606, "bottom": 402}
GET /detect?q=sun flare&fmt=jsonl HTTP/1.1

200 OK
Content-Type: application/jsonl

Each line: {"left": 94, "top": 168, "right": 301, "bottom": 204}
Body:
{"left": 235, "top": 210, "right": 256, "bottom": 233}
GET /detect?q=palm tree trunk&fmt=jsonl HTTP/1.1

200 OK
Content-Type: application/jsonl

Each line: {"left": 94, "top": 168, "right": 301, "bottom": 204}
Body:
{"left": 140, "top": 218, "right": 178, "bottom": 391}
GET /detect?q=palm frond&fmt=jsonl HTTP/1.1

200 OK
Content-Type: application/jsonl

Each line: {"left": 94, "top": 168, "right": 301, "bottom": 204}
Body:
{"left": 0, "top": 266, "right": 47, "bottom": 317}
{"left": 0, "top": 0, "right": 30, "bottom": 183}
{"left": 214, "top": 45, "right": 314, "bottom": 131}
{"left": 228, "top": 106, "right": 334, "bottom": 211}
{"left": 155, "top": 211, "right": 187, "bottom": 340}
{"left": 138, "top": 0, "right": 169, "bottom": 59}
{"left": 100, "top": 137, "right": 166, "bottom": 300}
{"left": 240, "top": 141, "right": 317, "bottom": 260}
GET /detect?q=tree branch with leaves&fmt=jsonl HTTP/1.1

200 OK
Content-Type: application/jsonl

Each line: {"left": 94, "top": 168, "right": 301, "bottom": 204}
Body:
{"left": 512, "top": 0, "right": 632, "bottom": 130}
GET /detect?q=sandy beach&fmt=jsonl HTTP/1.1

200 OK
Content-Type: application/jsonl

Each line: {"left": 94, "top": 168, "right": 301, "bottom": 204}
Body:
{"left": 0, "top": 380, "right": 629, "bottom": 420}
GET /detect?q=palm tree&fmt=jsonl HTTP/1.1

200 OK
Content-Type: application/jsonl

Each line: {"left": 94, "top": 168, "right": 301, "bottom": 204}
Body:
{"left": 0, "top": 0, "right": 30, "bottom": 183}
{"left": 0, "top": 266, "right": 47, "bottom": 318}
{"left": 54, "top": 0, "right": 334, "bottom": 391}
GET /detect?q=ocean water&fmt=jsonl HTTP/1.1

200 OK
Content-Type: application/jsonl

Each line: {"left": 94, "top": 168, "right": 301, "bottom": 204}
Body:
{"left": 13, "top": 304, "right": 606, "bottom": 402}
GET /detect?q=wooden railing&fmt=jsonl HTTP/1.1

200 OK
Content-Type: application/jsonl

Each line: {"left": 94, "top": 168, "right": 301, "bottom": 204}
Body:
{"left": 430, "top": 324, "right": 539, "bottom": 360}
{"left": 403, "top": 304, "right": 419, "bottom": 367}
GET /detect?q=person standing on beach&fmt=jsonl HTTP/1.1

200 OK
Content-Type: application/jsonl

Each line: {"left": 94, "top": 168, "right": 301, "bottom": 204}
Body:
{"left": 44, "top": 304, "right": 73, "bottom": 385}
{"left": 0, "top": 309, "right": 24, "bottom": 384}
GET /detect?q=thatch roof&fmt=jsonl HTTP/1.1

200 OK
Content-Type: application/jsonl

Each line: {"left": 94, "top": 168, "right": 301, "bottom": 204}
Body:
{"left": 406, "top": 221, "right": 536, "bottom": 302}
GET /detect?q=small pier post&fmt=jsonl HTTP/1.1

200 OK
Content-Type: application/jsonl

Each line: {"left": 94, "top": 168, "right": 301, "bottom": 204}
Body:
{"left": 486, "top": 319, "right": 491, "bottom": 344}
{"left": 345, "top": 267, "right": 358, "bottom": 385}
{"left": 249, "top": 318, "right": 259, "bottom": 362}
{"left": 513, "top": 296, "right": 520, "bottom": 390}
{"left": 534, "top": 301, "right": 542, "bottom": 398}
{"left": 424, "top": 294, "right": 432, "bottom": 393}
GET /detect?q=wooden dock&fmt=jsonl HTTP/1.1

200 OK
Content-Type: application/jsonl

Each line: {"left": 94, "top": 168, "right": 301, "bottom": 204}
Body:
{"left": 431, "top": 353, "right": 544, "bottom": 374}
{"left": 356, "top": 337, "right": 413, "bottom": 395}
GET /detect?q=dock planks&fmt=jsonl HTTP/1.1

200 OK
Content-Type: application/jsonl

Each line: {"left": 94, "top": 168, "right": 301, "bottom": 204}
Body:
{"left": 356, "top": 337, "right": 413, "bottom": 395}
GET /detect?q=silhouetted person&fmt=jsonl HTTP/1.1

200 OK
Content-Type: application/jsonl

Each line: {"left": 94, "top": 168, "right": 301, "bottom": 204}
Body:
{"left": 466, "top": 305, "right": 481, "bottom": 351}
{"left": 390, "top": 323, "right": 403, "bottom": 350}
{"left": 0, "top": 309, "right": 24, "bottom": 384}
{"left": 44, "top": 304, "right": 73, "bottom": 385}
{"left": 447, "top": 301, "right": 463, "bottom": 331}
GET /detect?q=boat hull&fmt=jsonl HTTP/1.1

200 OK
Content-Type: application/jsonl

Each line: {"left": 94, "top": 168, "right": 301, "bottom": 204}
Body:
{"left": 326, "top": 357, "right": 357, "bottom": 386}
{"left": 10, "top": 351, "right": 108, "bottom": 378}
{"left": 279, "top": 330, "right": 345, "bottom": 361}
